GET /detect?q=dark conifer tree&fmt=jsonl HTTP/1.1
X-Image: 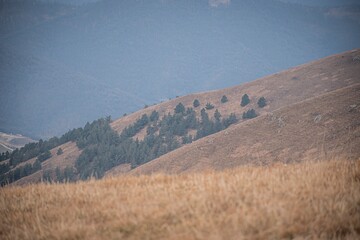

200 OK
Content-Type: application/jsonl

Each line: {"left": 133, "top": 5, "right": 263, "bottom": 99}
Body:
{"left": 214, "top": 109, "right": 224, "bottom": 132}
{"left": 56, "top": 167, "right": 63, "bottom": 182}
{"left": 57, "top": 148, "right": 63, "bottom": 155}
{"left": 37, "top": 150, "right": 51, "bottom": 162}
{"left": 205, "top": 103, "right": 215, "bottom": 110}
{"left": 175, "top": 103, "right": 185, "bottom": 114}
{"left": 214, "top": 109, "right": 221, "bottom": 121}
{"left": 241, "top": 94, "right": 250, "bottom": 107}
{"left": 223, "top": 113, "right": 237, "bottom": 128}
{"left": 221, "top": 95, "right": 228, "bottom": 103}
{"left": 257, "top": 97, "right": 267, "bottom": 108}
{"left": 193, "top": 99, "right": 200, "bottom": 108}
{"left": 150, "top": 110, "right": 159, "bottom": 122}
{"left": 242, "top": 109, "right": 257, "bottom": 119}
{"left": 33, "top": 159, "right": 42, "bottom": 171}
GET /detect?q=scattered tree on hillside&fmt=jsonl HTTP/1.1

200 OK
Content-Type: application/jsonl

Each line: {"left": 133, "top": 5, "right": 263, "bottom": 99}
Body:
{"left": 37, "top": 150, "right": 51, "bottom": 162}
{"left": 182, "top": 135, "right": 193, "bottom": 144}
{"left": 241, "top": 94, "right": 250, "bottom": 107}
{"left": 42, "top": 170, "right": 52, "bottom": 183}
{"left": 185, "top": 108, "right": 197, "bottom": 129}
{"left": 174, "top": 103, "right": 185, "bottom": 114}
{"left": 0, "top": 151, "right": 10, "bottom": 161}
{"left": 221, "top": 95, "right": 228, "bottom": 103}
{"left": 196, "top": 109, "right": 210, "bottom": 139}
{"left": 205, "top": 103, "right": 214, "bottom": 110}
{"left": 57, "top": 148, "right": 63, "bottom": 155}
{"left": 242, "top": 109, "right": 257, "bottom": 119}
{"left": 0, "top": 162, "right": 10, "bottom": 175}
{"left": 120, "top": 114, "right": 149, "bottom": 138}
{"left": 0, "top": 152, "right": 5, "bottom": 161}
{"left": 223, "top": 113, "right": 237, "bottom": 128}
{"left": 150, "top": 110, "right": 159, "bottom": 122}
{"left": 63, "top": 166, "right": 76, "bottom": 182}
{"left": 54, "top": 166, "right": 76, "bottom": 183}
{"left": 214, "top": 109, "right": 221, "bottom": 121}
{"left": 33, "top": 159, "right": 41, "bottom": 171}
{"left": 146, "top": 124, "right": 158, "bottom": 135}
{"left": 214, "top": 109, "right": 224, "bottom": 132}
{"left": 193, "top": 99, "right": 200, "bottom": 108}
{"left": 56, "top": 167, "right": 63, "bottom": 182}
{"left": 257, "top": 97, "right": 267, "bottom": 108}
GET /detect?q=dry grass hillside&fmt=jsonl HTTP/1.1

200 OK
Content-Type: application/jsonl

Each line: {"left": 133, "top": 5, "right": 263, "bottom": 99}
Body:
{"left": 8, "top": 49, "right": 360, "bottom": 184}
{"left": 1, "top": 160, "right": 359, "bottom": 239}
{"left": 9, "top": 142, "right": 80, "bottom": 186}
{"left": 131, "top": 84, "right": 360, "bottom": 175}
{"left": 110, "top": 49, "right": 360, "bottom": 134}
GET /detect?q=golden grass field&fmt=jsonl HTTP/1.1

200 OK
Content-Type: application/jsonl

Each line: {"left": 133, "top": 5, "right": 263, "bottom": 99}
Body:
{"left": 1, "top": 159, "right": 360, "bottom": 240}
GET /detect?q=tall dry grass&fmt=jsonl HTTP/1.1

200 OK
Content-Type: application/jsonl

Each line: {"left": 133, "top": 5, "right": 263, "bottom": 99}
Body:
{"left": 1, "top": 160, "right": 360, "bottom": 240}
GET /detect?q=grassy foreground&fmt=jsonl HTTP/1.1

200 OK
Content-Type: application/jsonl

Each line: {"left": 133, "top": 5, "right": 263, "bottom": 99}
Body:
{"left": 1, "top": 160, "right": 360, "bottom": 240}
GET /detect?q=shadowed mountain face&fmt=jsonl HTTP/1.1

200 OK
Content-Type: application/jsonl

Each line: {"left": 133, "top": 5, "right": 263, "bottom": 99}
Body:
{"left": 1, "top": 0, "right": 360, "bottom": 138}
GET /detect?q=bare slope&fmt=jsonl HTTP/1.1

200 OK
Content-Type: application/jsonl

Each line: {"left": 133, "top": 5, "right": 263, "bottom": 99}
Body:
{"left": 131, "top": 84, "right": 360, "bottom": 175}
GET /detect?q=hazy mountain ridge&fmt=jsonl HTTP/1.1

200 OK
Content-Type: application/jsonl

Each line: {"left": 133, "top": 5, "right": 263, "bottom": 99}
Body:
{"left": 1, "top": 0, "right": 360, "bottom": 138}
{"left": 0, "top": 132, "right": 35, "bottom": 154}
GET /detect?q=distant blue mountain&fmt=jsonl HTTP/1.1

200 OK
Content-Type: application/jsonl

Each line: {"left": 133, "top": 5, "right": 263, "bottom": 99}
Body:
{"left": 1, "top": 0, "right": 359, "bottom": 138}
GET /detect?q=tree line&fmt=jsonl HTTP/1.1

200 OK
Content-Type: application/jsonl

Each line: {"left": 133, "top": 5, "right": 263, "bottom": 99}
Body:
{"left": 74, "top": 104, "right": 239, "bottom": 180}
{"left": 0, "top": 126, "right": 84, "bottom": 184}
{"left": 0, "top": 94, "right": 266, "bottom": 184}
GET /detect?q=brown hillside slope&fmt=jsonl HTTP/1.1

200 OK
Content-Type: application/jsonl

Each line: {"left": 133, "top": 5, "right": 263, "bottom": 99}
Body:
{"left": 130, "top": 84, "right": 360, "bottom": 175}
{"left": 111, "top": 49, "right": 360, "bottom": 135}
{"left": 10, "top": 142, "right": 80, "bottom": 186}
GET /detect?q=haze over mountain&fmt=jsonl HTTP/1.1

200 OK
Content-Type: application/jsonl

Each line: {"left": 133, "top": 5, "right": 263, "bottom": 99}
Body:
{"left": 0, "top": 132, "right": 35, "bottom": 154}
{"left": 1, "top": 0, "right": 360, "bottom": 138}
{"left": 2, "top": 49, "right": 359, "bottom": 186}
